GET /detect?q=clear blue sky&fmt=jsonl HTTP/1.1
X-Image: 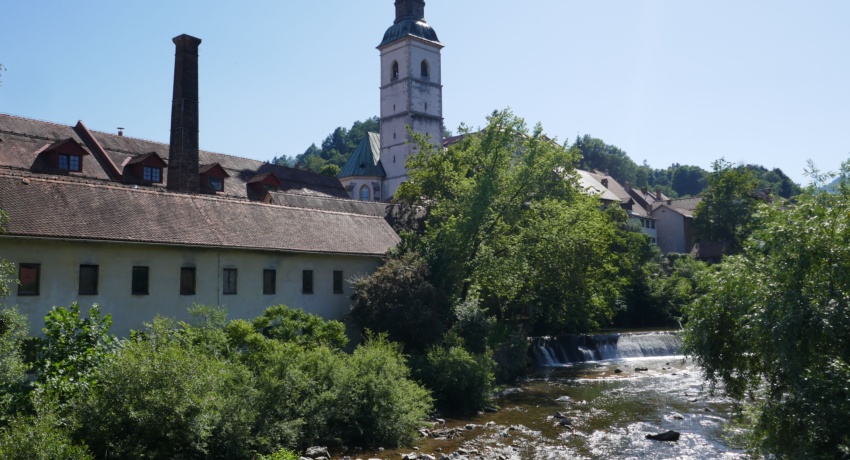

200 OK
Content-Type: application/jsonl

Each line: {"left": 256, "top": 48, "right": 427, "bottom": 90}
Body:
{"left": 2, "top": 1, "right": 848, "bottom": 185}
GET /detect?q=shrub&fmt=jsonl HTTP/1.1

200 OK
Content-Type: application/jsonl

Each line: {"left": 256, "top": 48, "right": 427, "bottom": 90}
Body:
{"left": 0, "top": 306, "right": 28, "bottom": 421}
{"left": 416, "top": 341, "right": 495, "bottom": 414}
{"left": 331, "top": 334, "right": 432, "bottom": 448}
{"left": 35, "top": 303, "right": 114, "bottom": 403}
{"left": 253, "top": 305, "right": 347, "bottom": 350}
{"left": 450, "top": 297, "right": 495, "bottom": 354}
{"left": 349, "top": 252, "right": 447, "bottom": 352}
{"left": 0, "top": 409, "right": 92, "bottom": 460}
{"left": 73, "top": 339, "right": 257, "bottom": 459}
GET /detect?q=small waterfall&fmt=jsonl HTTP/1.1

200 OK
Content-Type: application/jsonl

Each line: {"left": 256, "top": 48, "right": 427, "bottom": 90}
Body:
{"left": 531, "top": 331, "right": 682, "bottom": 367}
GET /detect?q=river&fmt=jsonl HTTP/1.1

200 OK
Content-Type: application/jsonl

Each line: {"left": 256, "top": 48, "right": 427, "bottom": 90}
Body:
{"left": 357, "top": 332, "right": 747, "bottom": 460}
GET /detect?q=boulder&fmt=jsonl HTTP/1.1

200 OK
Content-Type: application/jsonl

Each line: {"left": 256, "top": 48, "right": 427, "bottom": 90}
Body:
{"left": 646, "top": 430, "right": 680, "bottom": 442}
{"left": 304, "top": 446, "right": 329, "bottom": 458}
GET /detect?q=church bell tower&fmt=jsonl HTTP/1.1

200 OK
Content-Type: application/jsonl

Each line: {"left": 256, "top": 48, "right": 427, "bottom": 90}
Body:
{"left": 378, "top": 0, "right": 444, "bottom": 200}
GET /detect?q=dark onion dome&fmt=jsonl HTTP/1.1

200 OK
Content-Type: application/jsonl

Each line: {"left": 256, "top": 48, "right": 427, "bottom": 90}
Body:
{"left": 378, "top": 18, "right": 440, "bottom": 48}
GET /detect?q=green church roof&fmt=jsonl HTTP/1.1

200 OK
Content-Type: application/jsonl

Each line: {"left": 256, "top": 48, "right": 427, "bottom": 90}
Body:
{"left": 378, "top": 18, "right": 440, "bottom": 48}
{"left": 338, "top": 132, "right": 385, "bottom": 179}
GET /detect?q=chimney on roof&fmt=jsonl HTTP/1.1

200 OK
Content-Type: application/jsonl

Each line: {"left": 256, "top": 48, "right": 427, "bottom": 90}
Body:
{"left": 655, "top": 188, "right": 662, "bottom": 200}
{"left": 604, "top": 169, "right": 609, "bottom": 176}
{"left": 167, "top": 34, "right": 202, "bottom": 193}
{"left": 117, "top": 127, "right": 124, "bottom": 137}
{"left": 641, "top": 186, "right": 648, "bottom": 195}
{"left": 624, "top": 181, "right": 631, "bottom": 191}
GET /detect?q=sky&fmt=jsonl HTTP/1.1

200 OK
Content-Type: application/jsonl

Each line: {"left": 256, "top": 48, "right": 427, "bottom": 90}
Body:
{"left": 1, "top": 1, "right": 848, "bottom": 186}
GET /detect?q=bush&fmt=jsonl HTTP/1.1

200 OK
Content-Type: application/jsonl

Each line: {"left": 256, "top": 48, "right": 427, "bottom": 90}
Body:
{"left": 416, "top": 341, "right": 495, "bottom": 414}
{"left": 35, "top": 303, "right": 114, "bottom": 403}
{"left": 450, "top": 298, "right": 495, "bottom": 354}
{"left": 0, "top": 409, "right": 92, "bottom": 460}
{"left": 253, "top": 305, "right": 347, "bottom": 350}
{"left": 331, "top": 335, "right": 433, "bottom": 448}
{"left": 0, "top": 306, "right": 28, "bottom": 421}
{"left": 349, "top": 252, "right": 447, "bottom": 352}
{"left": 74, "top": 339, "right": 257, "bottom": 459}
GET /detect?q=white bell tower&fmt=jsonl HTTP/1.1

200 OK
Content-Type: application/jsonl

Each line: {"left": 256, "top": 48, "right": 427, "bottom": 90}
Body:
{"left": 378, "top": 0, "right": 444, "bottom": 200}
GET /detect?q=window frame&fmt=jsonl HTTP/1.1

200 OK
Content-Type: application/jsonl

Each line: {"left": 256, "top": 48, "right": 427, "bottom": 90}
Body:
{"left": 391, "top": 61, "right": 399, "bottom": 79}
{"left": 421, "top": 59, "right": 429, "bottom": 78}
{"left": 180, "top": 267, "right": 196, "bottom": 296}
{"left": 263, "top": 269, "right": 276, "bottom": 295}
{"left": 208, "top": 176, "right": 224, "bottom": 192}
{"left": 58, "top": 153, "right": 82, "bottom": 172}
{"left": 223, "top": 268, "right": 238, "bottom": 295}
{"left": 17, "top": 263, "right": 40, "bottom": 296}
{"left": 143, "top": 166, "right": 162, "bottom": 183}
{"left": 333, "top": 270, "right": 344, "bottom": 295}
{"left": 302, "top": 269, "right": 314, "bottom": 295}
{"left": 359, "top": 184, "right": 371, "bottom": 202}
{"left": 79, "top": 264, "right": 99, "bottom": 295}
{"left": 131, "top": 266, "right": 149, "bottom": 295}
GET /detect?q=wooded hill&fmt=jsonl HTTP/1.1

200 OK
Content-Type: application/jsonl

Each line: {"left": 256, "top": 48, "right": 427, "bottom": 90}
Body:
{"left": 274, "top": 118, "right": 802, "bottom": 198}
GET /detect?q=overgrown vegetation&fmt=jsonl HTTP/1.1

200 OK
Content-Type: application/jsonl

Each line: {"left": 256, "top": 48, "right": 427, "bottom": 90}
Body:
{"left": 684, "top": 165, "right": 850, "bottom": 458}
{"left": 0, "top": 304, "right": 433, "bottom": 459}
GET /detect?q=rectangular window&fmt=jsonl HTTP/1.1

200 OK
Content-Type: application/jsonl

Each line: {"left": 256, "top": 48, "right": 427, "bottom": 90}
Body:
{"left": 208, "top": 177, "right": 224, "bottom": 192}
{"left": 302, "top": 270, "right": 313, "bottom": 294}
{"left": 58, "top": 154, "right": 81, "bottom": 172}
{"left": 143, "top": 166, "right": 162, "bottom": 183}
{"left": 263, "top": 269, "right": 276, "bottom": 295}
{"left": 180, "top": 267, "right": 196, "bottom": 295}
{"left": 79, "top": 264, "right": 99, "bottom": 295}
{"left": 223, "top": 268, "right": 237, "bottom": 295}
{"left": 132, "top": 266, "right": 149, "bottom": 295}
{"left": 333, "top": 270, "right": 344, "bottom": 294}
{"left": 18, "top": 263, "right": 40, "bottom": 296}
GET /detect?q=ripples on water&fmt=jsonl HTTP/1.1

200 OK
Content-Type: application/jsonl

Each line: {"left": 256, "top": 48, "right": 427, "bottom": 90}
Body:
{"left": 358, "top": 356, "right": 748, "bottom": 460}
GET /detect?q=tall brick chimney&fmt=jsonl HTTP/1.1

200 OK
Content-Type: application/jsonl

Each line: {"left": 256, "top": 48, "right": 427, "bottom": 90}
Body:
{"left": 167, "top": 34, "right": 202, "bottom": 192}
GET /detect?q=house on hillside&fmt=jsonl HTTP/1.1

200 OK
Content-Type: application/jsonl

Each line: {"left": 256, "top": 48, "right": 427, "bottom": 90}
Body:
{"left": 0, "top": 34, "right": 399, "bottom": 335}
{"left": 650, "top": 197, "right": 702, "bottom": 254}
{"left": 586, "top": 171, "right": 658, "bottom": 243}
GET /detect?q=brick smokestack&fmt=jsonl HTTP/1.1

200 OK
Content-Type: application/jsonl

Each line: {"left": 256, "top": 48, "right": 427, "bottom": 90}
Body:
{"left": 167, "top": 34, "right": 202, "bottom": 192}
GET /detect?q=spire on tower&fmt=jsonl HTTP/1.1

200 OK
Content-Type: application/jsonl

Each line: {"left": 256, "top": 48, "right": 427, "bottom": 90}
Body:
{"left": 395, "top": 0, "right": 425, "bottom": 23}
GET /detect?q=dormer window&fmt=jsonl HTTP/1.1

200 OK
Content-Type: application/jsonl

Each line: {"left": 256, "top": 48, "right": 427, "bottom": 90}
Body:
{"left": 125, "top": 152, "right": 168, "bottom": 185}
{"left": 247, "top": 172, "right": 282, "bottom": 200}
{"left": 58, "top": 153, "right": 81, "bottom": 172}
{"left": 143, "top": 166, "right": 162, "bottom": 183}
{"left": 208, "top": 176, "right": 223, "bottom": 191}
{"left": 199, "top": 163, "right": 230, "bottom": 194}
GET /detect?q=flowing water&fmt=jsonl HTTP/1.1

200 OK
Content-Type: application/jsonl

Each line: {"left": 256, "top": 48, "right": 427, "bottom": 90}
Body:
{"left": 354, "top": 332, "right": 746, "bottom": 460}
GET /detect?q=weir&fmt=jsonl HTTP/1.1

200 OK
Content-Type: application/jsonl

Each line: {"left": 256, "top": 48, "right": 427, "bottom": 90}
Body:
{"left": 531, "top": 331, "right": 682, "bottom": 366}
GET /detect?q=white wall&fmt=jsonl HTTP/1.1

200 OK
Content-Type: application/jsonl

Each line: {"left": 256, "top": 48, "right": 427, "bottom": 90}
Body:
{"left": 652, "top": 208, "right": 687, "bottom": 254}
{"left": 2, "top": 237, "right": 381, "bottom": 336}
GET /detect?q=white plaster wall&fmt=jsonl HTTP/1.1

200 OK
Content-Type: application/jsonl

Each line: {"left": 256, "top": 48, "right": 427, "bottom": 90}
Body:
{"left": 652, "top": 209, "right": 686, "bottom": 254}
{"left": 2, "top": 238, "right": 381, "bottom": 336}
{"left": 339, "top": 176, "right": 383, "bottom": 201}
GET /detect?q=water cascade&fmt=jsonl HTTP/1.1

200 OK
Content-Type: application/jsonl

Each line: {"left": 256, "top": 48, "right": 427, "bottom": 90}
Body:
{"left": 531, "top": 331, "right": 682, "bottom": 366}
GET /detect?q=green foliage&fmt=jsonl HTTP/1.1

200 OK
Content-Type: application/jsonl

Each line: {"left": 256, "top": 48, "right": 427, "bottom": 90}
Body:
{"left": 318, "top": 163, "right": 341, "bottom": 177}
{"left": 0, "top": 210, "right": 15, "bottom": 300}
{"left": 0, "top": 307, "right": 28, "bottom": 422}
{"left": 349, "top": 252, "right": 447, "bottom": 352}
{"left": 684, "top": 171, "right": 850, "bottom": 458}
{"left": 332, "top": 334, "right": 432, "bottom": 448}
{"left": 259, "top": 448, "right": 300, "bottom": 460}
{"left": 0, "top": 409, "right": 92, "bottom": 460}
{"left": 575, "top": 134, "right": 640, "bottom": 185}
{"left": 693, "top": 158, "right": 762, "bottom": 253}
{"left": 415, "top": 339, "right": 495, "bottom": 414}
{"left": 35, "top": 303, "right": 114, "bottom": 403}
{"left": 289, "top": 117, "right": 381, "bottom": 170}
{"left": 449, "top": 297, "right": 496, "bottom": 354}
{"left": 252, "top": 305, "right": 347, "bottom": 350}
{"left": 74, "top": 338, "right": 257, "bottom": 459}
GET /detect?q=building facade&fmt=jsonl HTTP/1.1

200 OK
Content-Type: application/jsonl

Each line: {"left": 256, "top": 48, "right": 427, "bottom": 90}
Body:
{"left": 0, "top": 33, "right": 399, "bottom": 335}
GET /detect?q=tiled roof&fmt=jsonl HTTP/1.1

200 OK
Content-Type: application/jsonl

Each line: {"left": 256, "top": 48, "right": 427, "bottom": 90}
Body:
{"left": 0, "top": 113, "right": 349, "bottom": 200}
{"left": 0, "top": 171, "right": 399, "bottom": 256}
{"left": 266, "top": 191, "right": 389, "bottom": 217}
{"left": 575, "top": 170, "right": 621, "bottom": 202}
{"left": 339, "top": 133, "right": 385, "bottom": 179}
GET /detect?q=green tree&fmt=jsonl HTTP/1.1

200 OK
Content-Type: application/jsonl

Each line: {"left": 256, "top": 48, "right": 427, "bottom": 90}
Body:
{"left": 397, "top": 109, "right": 625, "bottom": 334}
{"left": 684, "top": 171, "right": 850, "bottom": 458}
{"left": 0, "top": 307, "right": 28, "bottom": 422}
{"left": 693, "top": 158, "right": 761, "bottom": 253}
{"left": 671, "top": 164, "right": 708, "bottom": 197}
{"left": 574, "top": 134, "right": 639, "bottom": 184}
{"left": 318, "top": 163, "right": 341, "bottom": 177}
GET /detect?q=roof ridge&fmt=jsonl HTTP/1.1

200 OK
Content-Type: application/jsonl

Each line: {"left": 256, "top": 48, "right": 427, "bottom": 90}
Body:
{"left": 0, "top": 112, "right": 76, "bottom": 130}
{"left": 0, "top": 169, "right": 385, "bottom": 219}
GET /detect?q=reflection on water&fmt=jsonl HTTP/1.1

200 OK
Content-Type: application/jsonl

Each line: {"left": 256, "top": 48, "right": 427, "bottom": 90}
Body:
{"left": 357, "top": 357, "right": 746, "bottom": 460}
